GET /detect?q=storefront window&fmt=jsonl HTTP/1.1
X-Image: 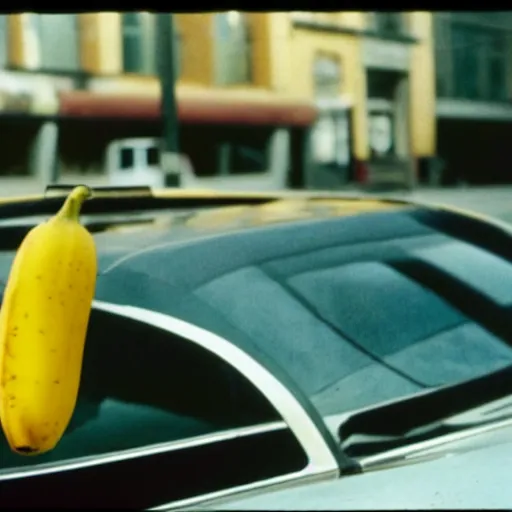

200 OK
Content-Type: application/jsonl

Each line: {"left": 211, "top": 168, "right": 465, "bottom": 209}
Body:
{"left": 369, "top": 113, "right": 394, "bottom": 159}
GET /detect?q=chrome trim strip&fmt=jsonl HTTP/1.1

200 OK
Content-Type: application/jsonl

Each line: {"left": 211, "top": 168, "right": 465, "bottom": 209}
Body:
{"left": 90, "top": 300, "right": 338, "bottom": 474}
{"left": 0, "top": 421, "right": 287, "bottom": 481}
{"left": 358, "top": 416, "right": 512, "bottom": 471}
{"left": 152, "top": 465, "right": 339, "bottom": 511}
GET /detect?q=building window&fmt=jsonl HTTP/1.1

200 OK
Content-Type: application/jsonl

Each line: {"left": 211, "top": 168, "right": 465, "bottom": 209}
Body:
{"left": 451, "top": 25, "right": 480, "bottom": 100}
{"left": 0, "top": 15, "right": 7, "bottom": 68}
{"left": 366, "top": 69, "right": 401, "bottom": 100}
{"left": 214, "top": 12, "right": 252, "bottom": 85}
{"left": 367, "top": 12, "right": 405, "bottom": 35}
{"left": 122, "top": 13, "right": 147, "bottom": 74}
{"left": 313, "top": 54, "right": 342, "bottom": 98}
{"left": 369, "top": 113, "right": 395, "bottom": 159}
{"left": 434, "top": 15, "right": 453, "bottom": 98}
{"left": 312, "top": 112, "right": 350, "bottom": 167}
{"left": 122, "top": 12, "right": 181, "bottom": 78}
{"left": 37, "top": 14, "right": 80, "bottom": 72}
{"left": 451, "top": 22, "right": 508, "bottom": 102}
{"left": 486, "top": 33, "right": 507, "bottom": 102}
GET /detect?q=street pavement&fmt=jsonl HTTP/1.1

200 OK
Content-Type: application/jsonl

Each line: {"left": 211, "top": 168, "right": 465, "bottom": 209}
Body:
{"left": 0, "top": 176, "right": 511, "bottom": 225}
{"left": 383, "top": 186, "right": 512, "bottom": 225}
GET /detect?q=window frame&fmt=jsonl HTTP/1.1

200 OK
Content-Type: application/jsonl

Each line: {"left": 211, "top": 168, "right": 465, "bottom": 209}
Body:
{"left": 0, "top": 421, "right": 316, "bottom": 509}
{"left": 0, "top": 299, "right": 346, "bottom": 508}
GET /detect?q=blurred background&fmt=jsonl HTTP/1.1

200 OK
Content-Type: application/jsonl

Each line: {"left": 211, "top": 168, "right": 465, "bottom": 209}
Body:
{"left": 0, "top": 11, "right": 511, "bottom": 218}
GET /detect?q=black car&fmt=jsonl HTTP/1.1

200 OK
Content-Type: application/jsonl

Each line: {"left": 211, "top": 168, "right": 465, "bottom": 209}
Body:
{"left": 0, "top": 187, "right": 512, "bottom": 509}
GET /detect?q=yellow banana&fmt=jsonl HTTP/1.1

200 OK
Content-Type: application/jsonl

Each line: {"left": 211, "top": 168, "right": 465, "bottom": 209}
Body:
{"left": 0, "top": 185, "right": 97, "bottom": 455}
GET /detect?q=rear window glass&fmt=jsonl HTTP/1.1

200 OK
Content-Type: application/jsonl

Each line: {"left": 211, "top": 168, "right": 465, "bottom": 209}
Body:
{"left": 413, "top": 241, "right": 512, "bottom": 306}
{"left": 197, "top": 259, "right": 512, "bottom": 416}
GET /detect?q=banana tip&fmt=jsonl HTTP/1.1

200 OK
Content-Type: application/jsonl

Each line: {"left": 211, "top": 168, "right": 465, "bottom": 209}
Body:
{"left": 56, "top": 185, "right": 92, "bottom": 221}
{"left": 14, "top": 445, "right": 40, "bottom": 455}
{"left": 73, "top": 185, "right": 93, "bottom": 201}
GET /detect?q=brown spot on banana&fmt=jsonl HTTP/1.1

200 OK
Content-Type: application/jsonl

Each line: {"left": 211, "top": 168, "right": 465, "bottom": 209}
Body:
{"left": 15, "top": 446, "right": 39, "bottom": 455}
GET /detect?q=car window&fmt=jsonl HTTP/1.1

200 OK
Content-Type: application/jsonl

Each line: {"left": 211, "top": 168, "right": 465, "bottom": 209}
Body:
{"left": 0, "top": 422, "right": 308, "bottom": 509}
{"left": 412, "top": 241, "right": 512, "bottom": 306}
{"left": 119, "top": 147, "right": 134, "bottom": 169}
{"left": 289, "top": 261, "right": 512, "bottom": 386}
{"left": 0, "top": 307, "right": 279, "bottom": 473}
{"left": 194, "top": 234, "right": 512, "bottom": 417}
{"left": 195, "top": 263, "right": 424, "bottom": 416}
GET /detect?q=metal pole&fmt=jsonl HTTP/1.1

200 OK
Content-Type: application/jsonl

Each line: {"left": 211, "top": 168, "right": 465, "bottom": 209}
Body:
{"left": 157, "top": 13, "right": 181, "bottom": 187}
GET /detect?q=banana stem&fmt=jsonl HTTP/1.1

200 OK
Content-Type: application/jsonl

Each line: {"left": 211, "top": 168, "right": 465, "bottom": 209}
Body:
{"left": 55, "top": 186, "right": 92, "bottom": 222}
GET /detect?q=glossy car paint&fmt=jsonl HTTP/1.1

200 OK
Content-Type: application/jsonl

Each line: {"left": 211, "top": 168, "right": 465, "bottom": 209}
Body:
{"left": 198, "top": 420, "right": 512, "bottom": 510}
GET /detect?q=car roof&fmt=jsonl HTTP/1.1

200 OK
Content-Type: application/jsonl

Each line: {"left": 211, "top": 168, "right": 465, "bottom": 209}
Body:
{"left": 1, "top": 192, "right": 511, "bottom": 424}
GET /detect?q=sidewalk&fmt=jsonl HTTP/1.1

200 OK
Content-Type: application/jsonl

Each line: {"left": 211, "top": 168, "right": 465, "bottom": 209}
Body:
{"left": 376, "top": 185, "right": 512, "bottom": 224}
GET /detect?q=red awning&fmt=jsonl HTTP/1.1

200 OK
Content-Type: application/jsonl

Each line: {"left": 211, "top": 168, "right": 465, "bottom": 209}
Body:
{"left": 58, "top": 90, "right": 318, "bottom": 127}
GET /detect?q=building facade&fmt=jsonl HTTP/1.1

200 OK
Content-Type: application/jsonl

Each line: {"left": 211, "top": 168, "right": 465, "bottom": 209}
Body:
{"left": 432, "top": 11, "right": 512, "bottom": 185}
{"left": 0, "top": 11, "right": 437, "bottom": 190}
{"left": 277, "top": 11, "right": 436, "bottom": 188}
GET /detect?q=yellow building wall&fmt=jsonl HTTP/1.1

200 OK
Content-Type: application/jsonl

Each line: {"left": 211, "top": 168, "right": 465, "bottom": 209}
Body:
{"left": 248, "top": 12, "right": 291, "bottom": 92}
{"left": 408, "top": 12, "right": 436, "bottom": 157}
{"left": 175, "top": 14, "right": 214, "bottom": 86}
{"left": 79, "top": 13, "right": 122, "bottom": 75}
{"left": 338, "top": 12, "right": 366, "bottom": 31}
{"left": 7, "top": 15, "right": 25, "bottom": 67}
{"left": 79, "top": 13, "right": 215, "bottom": 84}
{"left": 7, "top": 14, "right": 40, "bottom": 69}
{"left": 5, "top": 10, "right": 433, "bottom": 165}
{"left": 287, "top": 26, "right": 369, "bottom": 161}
